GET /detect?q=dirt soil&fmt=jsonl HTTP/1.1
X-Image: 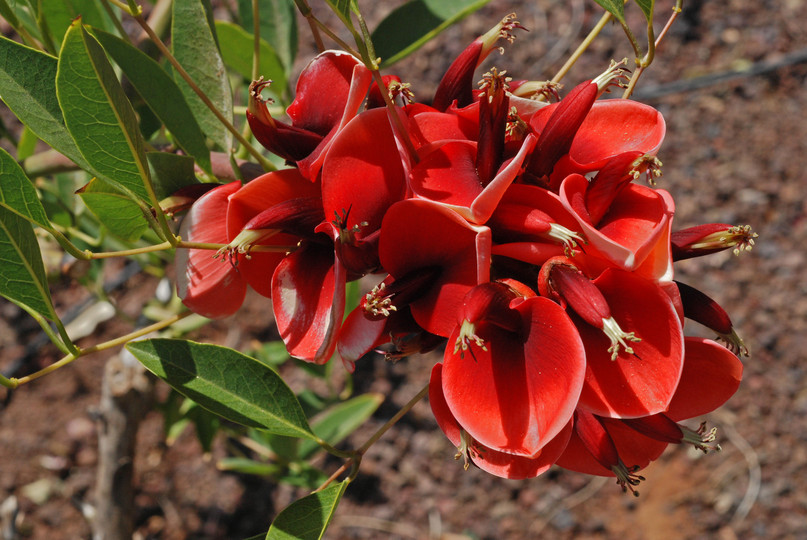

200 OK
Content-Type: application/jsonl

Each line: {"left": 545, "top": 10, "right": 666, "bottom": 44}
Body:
{"left": 2, "top": 0, "right": 807, "bottom": 538}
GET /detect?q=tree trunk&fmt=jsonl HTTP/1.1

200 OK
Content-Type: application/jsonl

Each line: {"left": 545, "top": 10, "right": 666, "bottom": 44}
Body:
{"left": 92, "top": 353, "right": 152, "bottom": 540}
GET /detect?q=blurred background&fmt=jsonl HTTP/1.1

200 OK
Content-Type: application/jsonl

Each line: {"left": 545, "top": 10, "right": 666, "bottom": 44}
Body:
{"left": 1, "top": 0, "right": 805, "bottom": 538}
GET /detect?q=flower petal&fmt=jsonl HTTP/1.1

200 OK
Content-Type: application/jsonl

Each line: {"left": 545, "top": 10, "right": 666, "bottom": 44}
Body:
{"left": 575, "top": 269, "right": 684, "bottom": 418}
{"left": 441, "top": 296, "right": 584, "bottom": 456}
{"left": 176, "top": 181, "right": 246, "bottom": 318}
{"left": 379, "top": 199, "right": 491, "bottom": 337}
{"left": 272, "top": 242, "right": 345, "bottom": 364}
{"left": 430, "top": 363, "right": 573, "bottom": 479}
{"left": 665, "top": 337, "right": 743, "bottom": 421}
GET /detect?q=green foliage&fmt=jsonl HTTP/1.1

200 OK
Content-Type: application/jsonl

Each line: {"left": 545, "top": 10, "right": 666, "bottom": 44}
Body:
{"left": 215, "top": 21, "right": 287, "bottom": 91}
{"left": 265, "top": 481, "right": 348, "bottom": 540}
{"left": 0, "top": 148, "right": 51, "bottom": 230}
{"left": 172, "top": 0, "right": 234, "bottom": 151}
{"left": 77, "top": 178, "right": 149, "bottom": 242}
{"left": 0, "top": 35, "right": 90, "bottom": 170}
{"left": 91, "top": 29, "right": 212, "bottom": 174}
{"left": 593, "top": 0, "right": 655, "bottom": 26}
{"left": 56, "top": 21, "right": 151, "bottom": 203}
{"left": 126, "top": 339, "right": 316, "bottom": 439}
{"left": 236, "top": 0, "right": 298, "bottom": 72}
{"left": 0, "top": 206, "right": 56, "bottom": 321}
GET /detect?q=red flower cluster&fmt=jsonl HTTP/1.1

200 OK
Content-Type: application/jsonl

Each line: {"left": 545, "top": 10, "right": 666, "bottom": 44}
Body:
{"left": 175, "top": 15, "right": 753, "bottom": 490}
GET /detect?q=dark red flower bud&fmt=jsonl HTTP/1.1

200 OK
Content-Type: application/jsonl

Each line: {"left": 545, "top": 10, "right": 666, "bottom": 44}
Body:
{"left": 476, "top": 68, "right": 510, "bottom": 185}
{"left": 432, "top": 13, "right": 525, "bottom": 111}
{"left": 676, "top": 281, "right": 748, "bottom": 356}
{"left": 572, "top": 410, "right": 645, "bottom": 496}
{"left": 526, "top": 80, "right": 598, "bottom": 183}
{"left": 671, "top": 223, "right": 757, "bottom": 261}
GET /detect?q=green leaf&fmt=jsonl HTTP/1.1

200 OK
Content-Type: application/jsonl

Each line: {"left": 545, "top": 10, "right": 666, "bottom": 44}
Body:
{"left": 298, "top": 393, "right": 383, "bottom": 460}
{"left": 218, "top": 457, "right": 283, "bottom": 476}
{"left": 215, "top": 21, "right": 287, "bottom": 95}
{"left": 146, "top": 152, "right": 199, "bottom": 200}
{"left": 0, "top": 147, "right": 51, "bottom": 230}
{"left": 77, "top": 178, "right": 149, "bottom": 242}
{"left": 126, "top": 339, "right": 316, "bottom": 439}
{"left": 237, "top": 0, "right": 297, "bottom": 73}
{"left": 90, "top": 29, "right": 212, "bottom": 174}
{"left": 39, "top": 0, "right": 118, "bottom": 49}
{"left": 0, "top": 0, "right": 43, "bottom": 44}
{"left": 266, "top": 480, "right": 348, "bottom": 540}
{"left": 633, "top": 0, "right": 654, "bottom": 22}
{"left": 56, "top": 20, "right": 151, "bottom": 203}
{"left": 172, "top": 0, "right": 234, "bottom": 151}
{"left": 0, "top": 205, "right": 56, "bottom": 320}
{"left": 0, "top": 35, "right": 90, "bottom": 170}
{"left": 322, "top": 0, "right": 359, "bottom": 31}
{"left": 16, "top": 126, "right": 38, "bottom": 161}
{"left": 371, "top": 0, "right": 492, "bottom": 66}
{"left": 593, "top": 0, "right": 627, "bottom": 25}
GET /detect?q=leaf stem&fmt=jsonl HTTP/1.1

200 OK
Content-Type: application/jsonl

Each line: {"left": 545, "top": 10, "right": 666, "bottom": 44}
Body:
{"left": 551, "top": 10, "right": 612, "bottom": 83}
{"left": 623, "top": 1, "right": 682, "bottom": 99}
{"left": 251, "top": 0, "right": 261, "bottom": 82}
{"left": 313, "top": 381, "right": 429, "bottom": 492}
{"left": 11, "top": 299, "right": 76, "bottom": 356}
{"left": 293, "top": 0, "right": 326, "bottom": 53}
{"left": 8, "top": 311, "right": 193, "bottom": 388}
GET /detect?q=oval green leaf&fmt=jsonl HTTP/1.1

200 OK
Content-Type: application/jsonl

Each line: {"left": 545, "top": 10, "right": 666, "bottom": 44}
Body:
{"left": 372, "top": 0, "right": 492, "bottom": 67}
{"left": 172, "top": 0, "right": 233, "bottom": 151}
{"left": 266, "top": 480, "right": 348, "bottom": 540}
{"left": 56, "top": 20, "right": 151, "bottom": 203}
{"left": 77, "top": 178, "right": 149, "bottom": 242}
{"left": 126, "top": 339, "right": 316, "bottom": 440}
{"left": 215, "top": 21, "right": 287, "bottom": 96}
{"left": 0, "top": 35, "right": 90, "bottom": 170}
{"left": 593, "top": 0, "right": 627, "bottom": 25}
{"left": 236, "top": 0, "right": 297, "bottom": 73}
{"left": 90, "top": 29, "right": 212, "bottom": 174}
{"left": 0, "top": 205, "right": 57, "bottom": 321}
{"left": 0, "top": 147, "right": 51, "bottom": 230}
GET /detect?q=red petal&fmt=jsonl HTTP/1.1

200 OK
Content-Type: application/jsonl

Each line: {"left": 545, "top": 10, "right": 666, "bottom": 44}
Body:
{"left": 665, "top": 337, "right": 743, "bottom": 421}
{"left": 441, "top": 297, "right": 584, "bottom": 456}
{"left": 379, "top": 199, "right": 491, "bottom": 337}
{"left": 272, "top": 243, "right": 345, "bottom": 364}
{"left": 560, "top": 174, "right": 674, "bottom": 275}
{"left": 176, "top": 182, "right": 246, "bottom": 318}
{"left": 557, "top": 410, "right": 668, "bottom": 476}
{"left": 226, "top": 169, "right": 321, "bottom": 297}
{"left": 410, "top": 134, "right": 537, "bottom": 224}
{"left": 321, "top": 107, "right": 407, "bottom": 235}
{"left": 575, "top": 269, "right": 684, "bottom": 418}
{"left": 404, "top": 102, "right": 479, "bottom": 147}
{"left": 430, "top": 363, "right": 573, "bottom": 479}
{"left": 556, "top": 99, "right": 666, "bottom": 177}
{"left": 287, "top": 51, "right": 363, "bottom": 136}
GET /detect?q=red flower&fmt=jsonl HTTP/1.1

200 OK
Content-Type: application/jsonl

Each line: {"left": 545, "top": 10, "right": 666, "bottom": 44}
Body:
{"left": 176, "top": 181, "right": 246, "bottom": 318}
{"left": 430, "top": 362, "right": 573, "bottom": 479}
{"left": 559, "top": 173, "right": 675, "bottom": 281}
{"left": 432, "top": 13, "right": 524, "bottom": 111}
{"left": 439, "top": 283, "right": 586, "bottom": 457}
{"left": 557, "top": 336, "right": 742, "bottom": 492}
{"left": 539, "top": 260, "right": 684, "bottom": 418}
{"left": 248, "top": 51, "right": 372, "bottom": 179}
{"left": 377, "top": 199, "right": 492, "bottom": 337}
{"left": 321, "top": 107, "right": 409, "bottom": 275}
